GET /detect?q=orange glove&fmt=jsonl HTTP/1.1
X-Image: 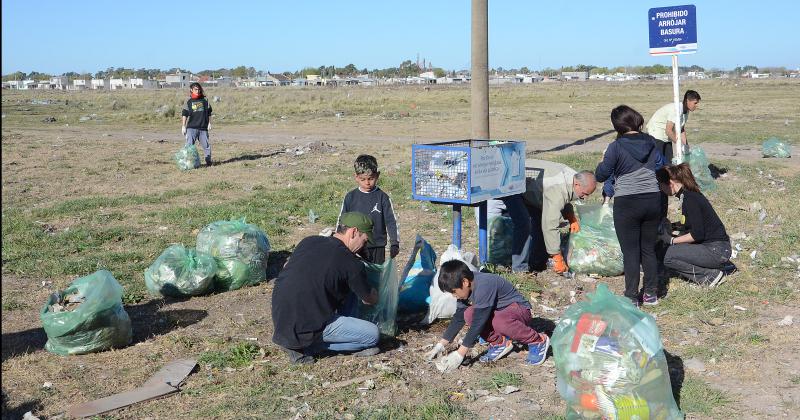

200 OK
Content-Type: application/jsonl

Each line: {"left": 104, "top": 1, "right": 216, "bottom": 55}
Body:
{"left": 551, "top": 253, "right": 568, "bottom": 274}
{"left": 566, "top": 212, "right": 580, "bottom": 233}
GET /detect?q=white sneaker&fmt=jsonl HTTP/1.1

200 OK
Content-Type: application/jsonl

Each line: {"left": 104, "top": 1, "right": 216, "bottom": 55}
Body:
{"left": 708, "top": 271, "right": 726, "bottom": 288}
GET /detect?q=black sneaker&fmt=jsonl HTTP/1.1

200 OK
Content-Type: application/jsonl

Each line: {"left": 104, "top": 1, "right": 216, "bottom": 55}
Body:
{"left": 282, "top": 347, "right": 315, "bottom": 364}
{"left": 205, "top": 156, "right": 212, "bottom": 166}
{"left": 721, "top": 261, "right": 738, "bottom": 275}
{"left": 351, "top": 346, "right": 380, "bottom": 357}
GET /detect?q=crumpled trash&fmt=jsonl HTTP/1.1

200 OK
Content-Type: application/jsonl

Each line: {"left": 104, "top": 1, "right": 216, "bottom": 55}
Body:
{"left": 762, "top": 137, "right": 792, "bottom": 158}
{"left": 144, "top": 245, "right": 217, "bottom": 297}
{"left": 567, "top": 204, "right": 623, "bottom": 276}
{"left": 174, "top": 144, "right": 200, "bottom": 171}
{"left": 686, "top": 146, "right": 716, "bottom": 192}
{"left": 40, "top": 270, "right": 132, "bottom": 355}
{"left": 552, "top": 284, "right": 682, "bottom": 419}
{"left": 196, "top": 219, "right": 270, "bottom": 291}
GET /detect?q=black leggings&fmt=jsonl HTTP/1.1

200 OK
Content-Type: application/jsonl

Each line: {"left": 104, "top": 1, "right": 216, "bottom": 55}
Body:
{"left": 613, "top": 193, "right": 661, "bottom": 299}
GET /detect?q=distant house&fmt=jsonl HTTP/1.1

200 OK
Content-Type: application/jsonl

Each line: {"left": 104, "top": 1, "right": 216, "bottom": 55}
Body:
{"left": 268, "top": 73, "right": 291, "bottom": 86}
{"left": 109, "top": 78, "right": 128, "bottom": 90}
{"left": 747, "top": 72, "right": 771, "bottom": 79}
{"left": 70, "top": 79, "right": 90, "bottom": 90}
{"left": 561, "top": 71, "right": 589, "bottom": 81}
{"left": 129, "top": 78, "right": 158, "bottom": 89}
{"left": 91, "top": 79, "right": 107, "bottom": 89}
{"left": 165, "top": 72, "right": 190, "bottom": 88}
{"left": 687, "top": 71, "right": 707, "bottom": 79}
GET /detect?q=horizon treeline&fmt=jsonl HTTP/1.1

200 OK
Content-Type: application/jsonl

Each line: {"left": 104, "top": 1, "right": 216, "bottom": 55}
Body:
{"left": 2, "top": 61, "right": 790, "bottom": 82}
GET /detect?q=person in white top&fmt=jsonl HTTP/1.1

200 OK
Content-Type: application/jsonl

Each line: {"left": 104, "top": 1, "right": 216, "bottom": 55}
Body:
{"left": 645, "top": 90, "right": 701, "bottom": 164}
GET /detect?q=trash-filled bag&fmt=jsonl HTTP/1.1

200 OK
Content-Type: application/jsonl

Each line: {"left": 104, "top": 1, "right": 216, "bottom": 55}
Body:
{"left": 398, "top": 235, "right": 437, "bottom": 314}
{"left": 196, "top": 219, "right": 270, "bottom": 291}
{"left": 423, "top": 245, "right": 479, "bottom": 324}
{"left": 144, "top": 245, "right": 217, "bottom": 297}
{"left": 553, "top": 284, "right": 683, "bottom": 420}
{"left": 762, "top": 137, "right": 792, "bottom": 158}
{"left": 174, "top": 144, "right": 200, "bottom": 171}
{"left": 40, "top": 270, "right": 133, "bottom": 355}
{"left": 686, "top": 146, "right": 716, "bottom": 192}
{"left": 487, "top": 216, "right": 514, "bottom": 266}
{"left": 358, "top": 258, "right": 401, "bottom": 336}
{"left": 567, "top": 204, "right": 624, "bottom": 276}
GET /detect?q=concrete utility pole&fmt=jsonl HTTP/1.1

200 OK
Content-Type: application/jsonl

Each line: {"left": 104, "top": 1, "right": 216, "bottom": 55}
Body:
{"left": 471, "top": 0, "right": 489, "bottom": 140}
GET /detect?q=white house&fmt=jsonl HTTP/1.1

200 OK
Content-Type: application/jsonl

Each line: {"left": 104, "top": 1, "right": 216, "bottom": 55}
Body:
{"left": 91, "top": 79, "right": 107, "bottom": 89}
{"left": 109, "top": 78, "right": 128, "bottom": 89}
{"left": 165, "top": 72, "right": 190, "bottom": 88}
{"left": 71, "top": 79, "right": 90, "bottom": 90}
{"left": 129, "top": 78, "right": 158, "bottom": 89}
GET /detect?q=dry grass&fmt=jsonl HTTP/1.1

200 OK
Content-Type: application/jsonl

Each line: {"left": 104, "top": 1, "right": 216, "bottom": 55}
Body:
{"left": 2, "top": 80, "right": 799, "bottom": 419}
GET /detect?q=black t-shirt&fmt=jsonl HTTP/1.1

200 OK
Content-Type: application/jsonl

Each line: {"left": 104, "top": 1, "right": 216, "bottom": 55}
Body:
{"left": 679, "top": 188, "right": 729, "bottom": 243}
{"left": 181, "top": 97, "right": 212, "bottom": 129}
{"left": 271, "top": 235, "right": 372, "bottom": 349}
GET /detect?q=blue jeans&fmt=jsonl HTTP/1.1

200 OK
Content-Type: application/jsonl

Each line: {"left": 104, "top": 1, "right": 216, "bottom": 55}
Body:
{"left": 185, "top": 128, "right": 211, "bottom": 158}
{"left": 307, "top": 315, "right": 379, "bottom": 354}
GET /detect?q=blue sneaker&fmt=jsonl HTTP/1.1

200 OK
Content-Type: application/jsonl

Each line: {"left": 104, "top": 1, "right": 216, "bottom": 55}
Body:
{"left": 526, "top": 336, "right": 550, "bottom": 366}
{"left": 478, "top": 337, "right": 514, "bottom": 363}
{"left": 478, "top": 337, "right": 488, "bottom": 346}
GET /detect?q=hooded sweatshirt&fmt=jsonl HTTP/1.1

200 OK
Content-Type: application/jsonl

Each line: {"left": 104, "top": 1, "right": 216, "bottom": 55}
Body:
{"left": 595, "top": 132, "right": 661, "bottom": 197}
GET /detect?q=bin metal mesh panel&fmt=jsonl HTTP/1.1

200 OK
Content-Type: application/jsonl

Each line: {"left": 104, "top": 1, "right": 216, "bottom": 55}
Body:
{"left": 414, "top": 148, "right": 469, "bottom": 200}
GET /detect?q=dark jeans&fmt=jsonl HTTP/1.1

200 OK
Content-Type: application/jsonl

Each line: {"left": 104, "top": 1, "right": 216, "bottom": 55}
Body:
{"left": 664, "top": 241, "right": 731, "bottom": 284}
{"left": 464, "top": 303, "right": 547, "bottom": 345}
{"left": 657, "top": 140, "right": 673, "bottom": 165}
{"left": 614, "top": 193, "right": 661, "bottom": 299}
{"left": 500, "top": 195, "right": 532, "bottom": 272}
{"left": 362, "top": 247, "right": 385, "bottom": 264}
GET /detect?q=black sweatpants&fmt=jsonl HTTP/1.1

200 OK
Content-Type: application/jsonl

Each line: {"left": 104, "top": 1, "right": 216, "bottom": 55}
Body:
{"left": 361, "top": 246, "right": 386, "bottom": 264}
{"left": 613, "top": 192, "right": 662, "bottom": 300}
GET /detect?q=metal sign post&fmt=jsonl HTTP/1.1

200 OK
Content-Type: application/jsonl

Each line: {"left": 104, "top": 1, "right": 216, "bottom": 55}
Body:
{"left": 649, "top": 4, "right": 698, "bottom": 164}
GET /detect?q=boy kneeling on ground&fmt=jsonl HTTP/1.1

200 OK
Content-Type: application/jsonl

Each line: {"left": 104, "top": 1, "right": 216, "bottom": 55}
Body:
{"left": 425, "top": 260, "right": 550, "bottom": 372}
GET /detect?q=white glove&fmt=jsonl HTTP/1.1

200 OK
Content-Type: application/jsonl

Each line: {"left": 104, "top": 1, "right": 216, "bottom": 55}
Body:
{"left": 425, "top": 343, "right": 446, "bottom": 361}
{"left": 181, "top": 126, "right": 186, "bottom": 136}
{"left": 206, "top": 122, "right": 211, "bottom": 131}
{"left": 435, "top": 351, "right": 465, "bottom": 373}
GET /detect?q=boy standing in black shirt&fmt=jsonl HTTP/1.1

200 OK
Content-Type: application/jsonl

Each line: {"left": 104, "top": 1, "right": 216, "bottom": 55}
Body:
{"left": 181, "top": 82, "right": 213, "bottom": 166}
{"left": 337, "top": 154, "right": 400, "bottom": 263}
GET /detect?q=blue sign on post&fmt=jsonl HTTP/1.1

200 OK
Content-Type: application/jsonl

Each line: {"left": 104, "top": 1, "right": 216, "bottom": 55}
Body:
{"left": 649, "top": 4, "right": 697, "bottom": 55}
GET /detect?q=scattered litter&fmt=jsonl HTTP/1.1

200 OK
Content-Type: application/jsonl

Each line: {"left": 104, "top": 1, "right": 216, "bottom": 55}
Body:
{"left": 224, "top": 367, "right": 236, "bottom": 373}
{"left": 750, "top": 250, "right": 757, "bottom": 260}
{"left": 778, "top": 315, "right": 793, "bottom": 326}
{"left": 22, "top": 412, "right": 40, "bottom": 420}
{"left": 41, "top": 116, "right": 57, "bottom": 123}
{"left": 733, "top": 305, "right": 747, "bottom": 311}
{"left": 758, "top": 209, "right": 767, "bottom": 223}
{"left": 42, "top": 382, "right": 53, "bottom": 389}
{"left": 762, "top": 137, "right": 792, "bottom": 158}
{"left": 318, "top": 227, "right": 333, "bottom": 237}
{"left": 500, "top": 385, "right": 520, "bottom": 395}
{"left": 749, "top": 202, "right": 762, "bottom": 212}
{"left": 473, "top": 389, "right": 491, "bottom": 398}
{"left": 213, "top": 96, "right": 221, "bottom": 102}
{"left": 730, "top": 232, "right": 747, "bottom": 240}
{"left": 539, "top": 304, "right": 556, "bottom": 313}
{"left": 307, "top": 209, "right": 319, "bottom": 223}
{"left": 483, "top": 396, "right": 505, "bottom": 403}
{"left": 357, "top": 379, "right": 376, "bottom": 391}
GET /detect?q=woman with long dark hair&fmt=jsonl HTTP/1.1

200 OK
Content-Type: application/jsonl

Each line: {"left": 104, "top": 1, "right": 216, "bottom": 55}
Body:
{"left": 595, "top": 105, "right": 664, "bottom": 306}
{"left": 645, "top": 90, "right": 701, "bottom": 164}
{"left": 656, "top": 163, "right": 734, "bottom": 287}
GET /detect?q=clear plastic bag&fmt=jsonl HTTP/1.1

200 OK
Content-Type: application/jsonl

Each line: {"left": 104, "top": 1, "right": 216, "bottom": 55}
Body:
{"left": 398, "top": 235, "right": 437, "bottom": 314}
{"left": 423, "top": 245, "right": 479, "bottom": 324}
{"left": 487, "top": 216, "right": 514, "bottom": 266}
{"left": 359, "top": 258, "right": 401, "bottom": 336}
{"left": 144, "top": 245, "right": 217, "bottom": 297}
{"left": 686, "top": 146, "right": 716, "bottom": 192}
{"left": 567, "top": 204, "right": 624, "bottom": 276}
{"left": 174, "top": 144, "right": 200, "bottom": 171}
{"left": 40, "top": 270, "right": 132, "bottom": 355}
{"left": 553, "top": 284, "right": 682, "bottom": 419}
{"left": 762, "top": 137, "right": 792, "bottom": 158}
{"left": 196, "top": 219, "right": 271, "bottom": 291}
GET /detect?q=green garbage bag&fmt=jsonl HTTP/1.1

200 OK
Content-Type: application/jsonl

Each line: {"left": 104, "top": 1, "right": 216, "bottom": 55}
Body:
{"left": 762, "top": 137, "right": 792, "bottom": 158}
{"left": 196, "top": 219, "right": 270, "bottom": 291}
{"left": 687, "top": 146, "right": 716, "bottom": 192}
{"left": 174, "top": 144, "right": 200, "bottom": 171}
{"left": 552, "top": 284, "right": 682, "bottom": 420}
{"left": 487, "top": 216, "right": 513, "bottom": 267}
{"left": 40, "top": 270, "right": 133, "bottom": 355}
{"left": 567, "top": 204, "right": 623, "bottom": 277}
{"left": 359, "top": 258, "right": 401, "bottom": 336}
{"left": 144, "top": 245, "right": 217, "bottom": 297}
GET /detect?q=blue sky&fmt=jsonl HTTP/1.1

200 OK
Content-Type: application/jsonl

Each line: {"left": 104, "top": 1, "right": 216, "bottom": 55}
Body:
{"left": 2, "top": 0, "right": 797, "bottom": 75}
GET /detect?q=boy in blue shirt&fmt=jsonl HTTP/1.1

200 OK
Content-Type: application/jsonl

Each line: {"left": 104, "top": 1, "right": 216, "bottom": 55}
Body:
{"left": 425, "top": 260, "right": 550, "bottom": 372}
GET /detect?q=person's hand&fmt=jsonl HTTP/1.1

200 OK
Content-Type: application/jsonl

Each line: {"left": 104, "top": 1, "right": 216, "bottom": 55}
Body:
{"left": 390, "top": 244, "right": 400, "bottom": 259}
{"left": 181, "top": 126, "right": 186, "bottom": 136}
{"left": 207, "top": 122, "right": 212, "bottom": 131}
{"left": 659, "top": 230, "right": 674, "bottom": 245}
{"left": 435, "top": 351, "right": 465, "bottom": 373}
{"left": 566, "top": 213, "right": 580, "bottom": 233}
{"left": 424, "top": 342, "right": 446, "bottom": 361}
{"left": 551, "top": 253, "right": 568, "bottom": 274}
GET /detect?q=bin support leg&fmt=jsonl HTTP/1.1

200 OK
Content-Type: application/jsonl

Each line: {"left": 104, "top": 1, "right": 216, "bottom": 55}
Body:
{"left": 478, "top": 201, "right": 487, "bottom": 264}
{"left": 452, "top": 205, "right": 462, "bottom": 249}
